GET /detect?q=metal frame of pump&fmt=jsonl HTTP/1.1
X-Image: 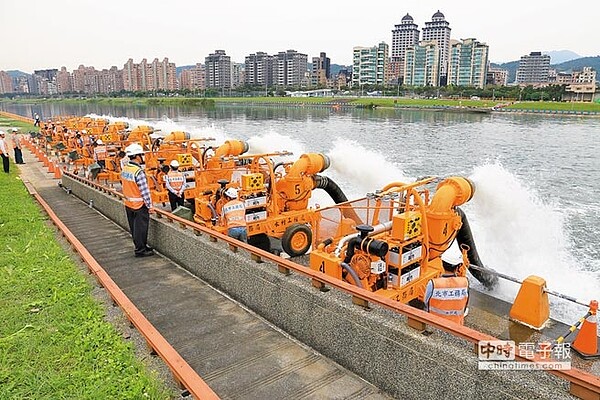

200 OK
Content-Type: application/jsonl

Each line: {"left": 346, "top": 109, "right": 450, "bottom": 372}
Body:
{"left": 144, "top": 132, "right": 216, "bottom": 205}
{"left": 309, "top": 177, "right": 475, "bottom": 304}
{"left": 193, "top": 152, "right": 331, "bottom": 256}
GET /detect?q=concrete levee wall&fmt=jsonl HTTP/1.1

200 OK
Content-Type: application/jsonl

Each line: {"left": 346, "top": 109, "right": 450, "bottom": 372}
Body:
{"left": 62, "top": 174, "right": 574, "bottom": 400}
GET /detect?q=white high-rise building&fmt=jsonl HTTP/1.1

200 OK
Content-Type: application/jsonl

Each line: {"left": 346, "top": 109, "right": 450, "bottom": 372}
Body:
{"left": 421, "top": 10, "right": 451, "bottom": 85}
{"left": 391, "top": 14, "right": 420, "bottom": 82}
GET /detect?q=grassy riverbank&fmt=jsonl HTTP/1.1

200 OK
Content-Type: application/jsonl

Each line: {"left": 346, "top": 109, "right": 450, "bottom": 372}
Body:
{"left": 0, "top": 118, "right": 174, "bottom": 399}
{"left": 2, "top": 95, "right": 600, "bottom": 113}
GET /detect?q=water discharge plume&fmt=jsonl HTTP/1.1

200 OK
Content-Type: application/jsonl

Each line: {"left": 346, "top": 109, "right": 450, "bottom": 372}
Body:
{"left": 246, "top": 130, "right": 306, "bottom": 161}
{"left": 467, "top": 162, "right": 599, "bottom": 322}
{"left": 87, "top": 114, "right": 228, "bottom": 143}
{"left": 326, "top": 139, "right": 411, "bottom": 199}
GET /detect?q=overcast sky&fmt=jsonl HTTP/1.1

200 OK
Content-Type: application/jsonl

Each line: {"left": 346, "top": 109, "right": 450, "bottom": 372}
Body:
{"left": 1, "top": 0, "right": 598, "bottom": 72}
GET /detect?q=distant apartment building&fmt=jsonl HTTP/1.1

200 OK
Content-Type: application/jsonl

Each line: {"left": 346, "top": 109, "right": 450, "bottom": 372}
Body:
{"left": 231, "top": 63, "right": 244, "bottom": 87}
{"left": 516, "top": 52, "right": 551, "bottom": 84}
{"left": 123, "top": 58, "right": 140, "bottom": 92}
{"left": 245, "top": 52, "right": 274, "bottom": 87}
{"left": 563, "top": 67, "right": 597, "bottom": 102}
{"left": 205, "top": 50, "right": 231, "bottom": 89}
{"left": 121, "top": 57, "right": 176, "bottom": 92}
{"left": 487, "top": 67, "right": 508, "bottom": 86}
{"left": 33, "top": 69, "right": 58, "bottom": 95}
{"left": 56, "top": 67, "right": 72, "bottom": 93}
{"left": 179, "top": 63, "right": 205, "bottom": 91}
{"left": 0, "top": 71, "right": 13, "bottom": 94}
{"left": 311, "top": 52, "right": 330, "bottom": 87}
{"left": 352, "top": 42, "right": 388, "bottom": 86}
{"left": 447, "top": 38, "right": 489, "bottom": 88}
{"left": 72, "top": 65, "right": 98, "bottom": 93}
{"left": 391, "top": 13, "right": 420, "bottom": 83}
{"left": 273, "top": 50, "right": 308, "bottom": 87}
{"left": 403, "top": 40, "right": 440, "bottom": 87}
{"left": 98, "top": 66, "right": 124, "bottom": 93}
{"left": 421, "top": 10, "right": 451, "bottom": 85}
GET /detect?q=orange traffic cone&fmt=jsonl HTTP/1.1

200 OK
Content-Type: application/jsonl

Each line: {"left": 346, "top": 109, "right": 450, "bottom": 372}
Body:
{"left": 53, "top": 162, "right": 62, "bottom": 179}
{"left": 572, "top": 300, "right": 600, "bottom": 359}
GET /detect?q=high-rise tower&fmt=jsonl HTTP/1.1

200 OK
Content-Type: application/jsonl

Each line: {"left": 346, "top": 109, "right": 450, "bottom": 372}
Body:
{"left": 391, "top": 13, "right": 420, "bottom": 83}
{"left": 421, "top": 10, "right": 451, "bottom": 85}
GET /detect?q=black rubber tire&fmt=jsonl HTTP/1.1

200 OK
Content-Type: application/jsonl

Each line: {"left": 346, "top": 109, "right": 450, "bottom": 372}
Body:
{"left": 281, "top": 223, "right": 312, "bottom": 257}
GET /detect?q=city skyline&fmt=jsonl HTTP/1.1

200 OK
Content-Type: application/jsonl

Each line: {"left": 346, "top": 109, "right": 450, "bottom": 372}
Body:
{"left": 1, "top": 0, "right": 598, "bottom": 72}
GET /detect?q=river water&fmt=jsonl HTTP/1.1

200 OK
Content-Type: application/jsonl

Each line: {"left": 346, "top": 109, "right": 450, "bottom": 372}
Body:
{"left": 4, "top": 102, "right": 599, "bottom": 323}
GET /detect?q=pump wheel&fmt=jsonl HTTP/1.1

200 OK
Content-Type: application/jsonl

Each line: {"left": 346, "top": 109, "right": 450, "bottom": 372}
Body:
{"left": 281, "top": 224, "right": 312, "bottom": 257}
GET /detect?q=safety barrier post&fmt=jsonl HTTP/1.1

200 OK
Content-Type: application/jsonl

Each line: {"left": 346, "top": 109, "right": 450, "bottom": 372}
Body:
{"left": 509, "top": 275, "right": 549, "bottom": 329}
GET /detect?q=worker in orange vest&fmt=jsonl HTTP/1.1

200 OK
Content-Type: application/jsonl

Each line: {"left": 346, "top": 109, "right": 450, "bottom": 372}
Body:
{"left": 424, "top": 261, "right": 469, "bottom": 325}
{"left": 165, "top": 159, "right": 186, "bottom": 211}
{"left": 93, "top": 139, "right": 108, "bottom": 169}
{"left": 221, "top": 188, "right": 247, "bottom": 242}
{"left": 121, "top": 143, "right": 154, "bottom": 258}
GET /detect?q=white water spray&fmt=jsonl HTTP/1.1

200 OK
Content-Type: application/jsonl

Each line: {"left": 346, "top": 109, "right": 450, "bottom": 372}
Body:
{"left": 467, "top": 162, "right": 599, "bottom": 322}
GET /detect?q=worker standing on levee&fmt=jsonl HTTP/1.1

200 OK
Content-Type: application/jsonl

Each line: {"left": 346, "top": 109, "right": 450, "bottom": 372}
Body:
{"left": 121, "top": 143, "right": 154, "bottom": 258}
{"left": 221, "top": 188, "right": 247, "bottom": 242}
{"left": 93, "top": 139, "right": 108, "bottom": 169}
{"left": 165, "top": 160, "right": 186, "bottom": 211}
{"left": 423, "top": 261, "right": 469, "bottom": 325}
{"left": 0, "top": 131, "right": 9, "bottom": 173}
{"left": 11, "top": 128, "right": 24, "bottom": 165}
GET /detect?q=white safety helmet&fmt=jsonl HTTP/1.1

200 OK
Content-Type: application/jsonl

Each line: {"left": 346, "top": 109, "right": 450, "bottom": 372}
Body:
{"left": 96, "top": 139, "right": 103, "bottom": 145}
{"left": 12, "top": 128, "right": 18, "bottom": 132}
{"left": 0, "top": 130, "right": 5, "bottom": 136}
{"left": 224, "top": 187, "right": 238, "bottom": 199}
{"left": 125, "top": 143, "right": 145, "bottom": 157}
{"left": 81, "top": 129, "right": 87, "bottom": 134}
{"left": 170, "top": 159, "right": 180, "bottom": 168}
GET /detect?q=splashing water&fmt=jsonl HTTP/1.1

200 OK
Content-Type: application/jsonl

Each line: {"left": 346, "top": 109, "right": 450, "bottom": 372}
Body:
{"left": 467, "top": 162, "right": 598, "bottom": 321}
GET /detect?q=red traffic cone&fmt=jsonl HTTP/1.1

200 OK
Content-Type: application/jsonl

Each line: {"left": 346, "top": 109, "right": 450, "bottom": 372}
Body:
{"left": 572, "top": 300, "right": 600, "bottom": 359}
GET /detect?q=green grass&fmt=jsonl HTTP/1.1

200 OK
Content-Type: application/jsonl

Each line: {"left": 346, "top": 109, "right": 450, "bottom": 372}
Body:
{"left": 3, "top": 95, "right": 600, "bottom": 113}
{"left": 0, "top": 118, "right": 174, "bottom": 399}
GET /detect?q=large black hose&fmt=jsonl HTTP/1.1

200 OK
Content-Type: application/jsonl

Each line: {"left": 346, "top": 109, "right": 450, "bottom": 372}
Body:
{"left": 455, "top": 207, "right": 499, "bottom": 289}
{"left": 313, "top": 175, "right": 348, "bottom": 204}
{"left": 341, "top": 262, "right": 364, "bottom": 289}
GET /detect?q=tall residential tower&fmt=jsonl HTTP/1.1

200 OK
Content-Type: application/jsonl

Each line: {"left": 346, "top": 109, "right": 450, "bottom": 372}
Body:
{"left": 391, "top": 14, "right": 420, "bottom": 83}
{"left": 421, "top": 10, "right": 451, "bottom": 85}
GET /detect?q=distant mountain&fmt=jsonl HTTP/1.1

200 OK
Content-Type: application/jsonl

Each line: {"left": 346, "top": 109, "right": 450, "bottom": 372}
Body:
{"left": 553, "top": 56, "right": 600, "bottom": 73}
{"left": 543, "top": 50, "right": 581, "bottom": 64}
{"left": 176, "top": 65, "right": 195, "bottom": 77}
{"left": 491, "top": 56, "right": 600, "bottom": 84}
{"left": 6, "top": 70, "right": 30, "bottom": 78}
{"left": 490, "top": 61, "right": 520, "bottom": 83}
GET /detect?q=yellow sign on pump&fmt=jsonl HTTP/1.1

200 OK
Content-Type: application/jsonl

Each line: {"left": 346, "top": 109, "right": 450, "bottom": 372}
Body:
{"left": 391, "top": 211, "right": 422, "bottom": 240}
{"left": 177, "top": 153, "right": 193, "bottom": 167}
{"left": 242, "top": 173, "right": 263, "bottom": 190}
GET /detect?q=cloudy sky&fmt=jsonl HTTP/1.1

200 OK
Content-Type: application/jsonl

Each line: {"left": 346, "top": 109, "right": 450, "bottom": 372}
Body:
{"left": 1, "top": 0, "right": 598, "bottom": 72}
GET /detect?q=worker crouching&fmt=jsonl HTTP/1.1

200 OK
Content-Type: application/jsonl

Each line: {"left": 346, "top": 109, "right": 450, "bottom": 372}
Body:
{"left": 424, "top": 261, "right": 469, "bottom": 325}
{"left": 222, "top": 188, "right": 247, "bottom": 242}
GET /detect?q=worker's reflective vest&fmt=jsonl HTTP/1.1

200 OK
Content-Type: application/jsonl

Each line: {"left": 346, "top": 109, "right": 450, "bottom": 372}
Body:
{"left": 94, "top": 145, "right": 107, "bottom": 160}
{"left": 222, "top": 199, "right": 246, "bottom": 228}
{"left": 121, "top": 163, "right": 144, "bottom": 210}
{"left": 166, "top": 170, "right": 185, "bottom": 192}
{"left": 11, "top": 134, "right": 21, "bottom": 149}
{"left": 427, "top": 276, "right": 469, "bottom": 325}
